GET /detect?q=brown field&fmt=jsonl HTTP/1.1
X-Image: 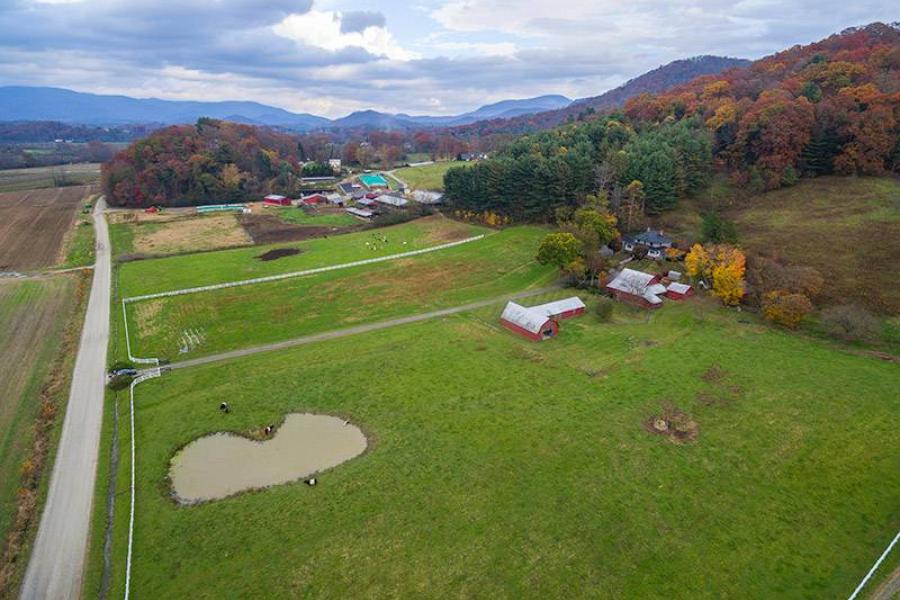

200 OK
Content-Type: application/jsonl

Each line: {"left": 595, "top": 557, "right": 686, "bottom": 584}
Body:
{"left": 123, "top": 213, "right": 252, "bottom": 256}
{"left": 0, "top": 186, "right": 93, "bottom": 270}
{"left": 0, "top": 276, "right": 78, "bottom": 546}
{"left": 237, "top": 213, "right": 351, "bottom": 244}
{"left": 0, "top": 164, "right": 101, "bottom": 193}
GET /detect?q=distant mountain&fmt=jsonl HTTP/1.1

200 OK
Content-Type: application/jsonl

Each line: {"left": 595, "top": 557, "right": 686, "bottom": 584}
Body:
{"left": 451, "top": 56, "right": 750, "bottom": 135}
{"left": 0, "top": 86, "right": 331, "bottom": 131}
{"left": 0, "top": 86, "right": 571, "bottom": 133}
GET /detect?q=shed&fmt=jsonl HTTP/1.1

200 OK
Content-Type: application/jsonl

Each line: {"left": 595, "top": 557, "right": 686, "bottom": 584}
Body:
{"left": 300, "top": 193, "right": 328, "bottom": 205}
{"left": 606, "top": 268, "right": 665, "bottom": 309}
{"left": 345, "top": 207, "right": 374, "bottom": 219}
{"left": 263, "top": 194, "right": 292, "bottom": 207}
{"left": 666, "top": 282, "right": 694, "bottom": 300}
{"left": 375, "top": 194, "right": 408, "bottom": 208}
{"left": 500, "top": 302, "right": 558, "bottom": 341}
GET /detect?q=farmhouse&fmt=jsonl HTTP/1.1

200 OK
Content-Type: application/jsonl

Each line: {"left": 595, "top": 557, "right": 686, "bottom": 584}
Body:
{"left": 622, "top": 229, "right": 673, "bottom": 260}
{"left": 500, "top": 297, "right": 586, "bottom": 341}
{"left": 606, "top": 268, "right": 667, "bottom": 309}
{"left": 666, "top": 282, "right": 694, "bottom": 300}
{"left": 263, "top": 194, "right": 292, "bottom": 207}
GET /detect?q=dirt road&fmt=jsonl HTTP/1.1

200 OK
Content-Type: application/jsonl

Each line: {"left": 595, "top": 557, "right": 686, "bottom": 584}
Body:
{"left": 166, "top": 285, "right": 562, "bottom": 372}
{"left": 20, "top": 197, "right": 110, "bottom": 600}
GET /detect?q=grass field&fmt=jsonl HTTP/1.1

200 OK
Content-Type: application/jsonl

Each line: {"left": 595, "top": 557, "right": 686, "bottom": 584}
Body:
{"left": 270, "top": 207, "right": 359, "bottom": 227}
{"left": 91, "top": 295, "right": 899, "bottom": 599}
{"left": 125, "top": 227, "right": 554, "bottom": 360}
{"left": 727, "top": 177, "right": 900, "bottom": 313}
{"left": 393, "top": 161, "right": 468, "bottom": 190}
{"left": 0, "top": 278, "right": 77, "bottom": 547}
{"left": 61, "top": 215, "right": 96, "bottom": 268}
{"left": 117, "top": 216, "right": 485, "bottom": 297}
{"left": 0, "top": 164, "right": 101, "bottom": 193}
{"left": 108, "top": 212, "right": 252, "bottom": 259}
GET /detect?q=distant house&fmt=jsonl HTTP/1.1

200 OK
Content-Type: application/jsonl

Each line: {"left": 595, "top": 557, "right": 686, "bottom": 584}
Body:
{"left": 263, "top": 194, "right": 292, "bottom": 207}
{"left": 500, "top": 297, "right": 585, "bottom": 341}
{"left": 339, "top": 182, "right": 365, "bottom": 199}
{"left": 328, "top": 158, "right": 342, "bottom": 173}
{"left": 375, "top": 194, "right": 408, "bottom": 208}
{"left": 411, "top": 190, "right": 443, "bottom": 205}
{"left": 622, "top": 229, "right": 673, "bottom": 260}
{"left": 606, "top": 268, "right": 667, "bottom": 309}
{"left": 457, "top": 152, "right": 487, "bottom": 162}
{"left": 345, "top": 207, "right": 374, "bottom": 219}
{"left": 300, "top": 193, "right": 328, "bottom": 205}
{"left": 325, "top": 193, "right": 344, "bottom": 206}
{"left": 356, "top": 198, "right": 378, "bottom": 207}
{"left": 666, "top": 282, "right": 694, "bottom": 300}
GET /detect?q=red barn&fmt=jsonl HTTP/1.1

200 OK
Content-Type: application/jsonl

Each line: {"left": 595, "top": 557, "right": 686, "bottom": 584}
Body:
{"left": 606, "top": 268, "right": 666, "bottom": 309}
{"left": 300, "top": 193, "right": 328, "bottom": 205}
{"left": 501, "top": 302, "right": 558, "bottom": 341}
{"left": 536, "top": 297, "right": 586, "bottom": 320}
{"left": 263, "top": 194, "right": 292, "bottom": 206}
{"left": 666, "top": 282, "right": 694, "bottom": 300}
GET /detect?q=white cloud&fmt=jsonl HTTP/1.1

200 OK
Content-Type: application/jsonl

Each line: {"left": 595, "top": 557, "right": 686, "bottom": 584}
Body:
{"left": 274, "top": 10, "right": 419, "bottom": 61}
{"left": 429, "top": 41, "right": 518, "bottom": 57}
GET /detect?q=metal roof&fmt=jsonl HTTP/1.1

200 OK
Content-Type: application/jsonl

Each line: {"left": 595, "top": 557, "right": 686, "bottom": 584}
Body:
{"left": 345, "top": 207, "right": 374, "bottom": 218}
{"left": 264, "top": 194, "right": 287, "bottom": 201}
{"left": 500, "top": 302, "right": 551, "bottom": 334}
{"left": 375, "top": 194, "right": 408, "bottom": 207}
{"left": 532, "top": 297, "right": 585, "bottom": 316}
{"left": 624, "top": 229, "right": 672, "bottom": 246}
{"left": 607, "top": 269, "right": 665, "bottom": 304}
{"left": 667, "top": 282, "right": 692, "bottom": 294}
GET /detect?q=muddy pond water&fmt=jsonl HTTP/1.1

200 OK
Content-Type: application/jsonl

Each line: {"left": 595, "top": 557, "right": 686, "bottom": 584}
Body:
{"left": 170, "top": 413, "right": 367, "bottom": 503}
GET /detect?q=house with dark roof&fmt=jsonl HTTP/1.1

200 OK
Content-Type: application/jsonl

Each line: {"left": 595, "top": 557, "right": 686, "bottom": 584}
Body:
{"left": 622, "top": 229, "right": 673, "bottom": 260}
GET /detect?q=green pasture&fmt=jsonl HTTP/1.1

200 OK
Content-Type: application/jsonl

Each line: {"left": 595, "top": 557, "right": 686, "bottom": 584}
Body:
{"left": 92, "top": 298, "right": 900, "bottom": 599}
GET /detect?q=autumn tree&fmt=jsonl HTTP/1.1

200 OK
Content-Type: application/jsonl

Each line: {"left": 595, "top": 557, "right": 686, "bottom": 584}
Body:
{"left": 763, "top": 291, "right": 813, "bottom": 328}
{"left": 536, "top": 232, "right": 582, "bottom": 271}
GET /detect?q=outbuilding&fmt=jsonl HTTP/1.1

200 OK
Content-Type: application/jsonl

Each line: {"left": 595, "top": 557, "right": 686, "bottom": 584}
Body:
{"left": 606, "top": 268, "right": 667, "bottom": 309}
{"left": 345, "top": 207, "right": 374, "bottom": 219}
{"left": 665, "top": 282, "right": 694, "bottom": 300}
{"left": 263, "top": 194, "right": 292, "bottom": 207}
{"left": 300, "top": 193, "right": 328, "bottom": 205}
{"left": 375, "top": 194, "right": 408, "bottom": 208}
{"left": 500, "top": 302, "right": 559, "bottom": 341}
{"left": 533, "top": 297, "right": 586, "bottom": 320}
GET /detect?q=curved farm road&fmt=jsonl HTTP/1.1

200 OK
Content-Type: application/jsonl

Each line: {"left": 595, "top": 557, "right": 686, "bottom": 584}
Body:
{"left": 21, "top": 197, "right": 110, "bottom": 600}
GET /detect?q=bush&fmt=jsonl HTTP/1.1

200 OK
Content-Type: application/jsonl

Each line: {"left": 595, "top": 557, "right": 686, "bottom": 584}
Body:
{"left": 107, "top": 374, "right": 134, "bottom": 391}
{"left": 700, "top": 212, "right": 738, "bottom": 243}
{"left": 763, "top": 291, "right": 812, "bottom": 328}
{"left": 595, "top": 298, "right": 614, "bottom": 322}
{"left": 820, "top": 305, "right": 881, "bottom": 342}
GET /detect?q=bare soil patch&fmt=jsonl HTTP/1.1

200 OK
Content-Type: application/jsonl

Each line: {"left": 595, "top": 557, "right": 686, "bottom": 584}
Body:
{"left": 0, "top": 186, "right": 92, "bottom": 270}
{"left": 256, "top": 247, "right": 302, "bottom": 262}
{"left": 645, "top": 404, "right": 699, "bottom": 444}
{"left": 238, "top": 214, "right": 349, "bottom": 244}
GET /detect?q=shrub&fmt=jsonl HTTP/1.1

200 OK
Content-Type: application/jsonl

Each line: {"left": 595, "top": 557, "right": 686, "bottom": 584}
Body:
{"left": 595, "top": 298, "right": 614, "bottom": 322}
{"left": 820, "top": 305, "right": 881, "bottom": 342}
{"left": 763, "top": 291, "right": 812, "bottom": 328}
{"left": 107, "top": 374, "right": 134, "bottom": 391}
{"left": 700, "top": 212, "right": 738, "bottom": 243}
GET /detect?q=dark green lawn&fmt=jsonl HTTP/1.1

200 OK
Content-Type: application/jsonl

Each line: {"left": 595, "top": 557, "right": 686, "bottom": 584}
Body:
{"left": 91, "top": 298, "right": 899, "bottom": 599}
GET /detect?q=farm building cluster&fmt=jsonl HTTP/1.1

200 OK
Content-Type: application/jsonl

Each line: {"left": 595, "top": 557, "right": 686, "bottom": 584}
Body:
{"left": 500, "top": 297, "right": 586, "bottom": 341}
{"left": 606, "top": 268, "right": 693, "bottom": 309}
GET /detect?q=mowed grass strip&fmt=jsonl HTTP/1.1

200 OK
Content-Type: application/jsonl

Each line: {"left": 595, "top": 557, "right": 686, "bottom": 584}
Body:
{"left": 98, "top": 301, "right": 899, "bottom": 599}
{"left": 269, "top": 207, "right": 359, "bottom": 227}
{"left": 393, "top": 161, "right": 468, "bottom": 191}
{"left": 0, "top": 278, "right": 76, "bottom": 541}
{"left": 127, "top": 227, "right": 554, "bottom": 360}
{"left": 117, "top": 216, "right": 486, "bottom": 297}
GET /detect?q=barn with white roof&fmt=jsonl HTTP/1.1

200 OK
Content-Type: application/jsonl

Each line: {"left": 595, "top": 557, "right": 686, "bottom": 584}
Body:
{"left": 500, "top": 297, "right": 585, "bottom": 341}
{"left": 606, "top": 268, "right": 667, "bottom": 309}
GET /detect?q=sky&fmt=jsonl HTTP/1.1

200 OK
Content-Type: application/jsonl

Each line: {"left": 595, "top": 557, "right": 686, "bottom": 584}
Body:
{"left": 0, "top": 0, "right": 895, "bottom": 118}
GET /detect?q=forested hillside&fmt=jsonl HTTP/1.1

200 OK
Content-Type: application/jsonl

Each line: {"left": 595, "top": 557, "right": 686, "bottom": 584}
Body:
{"left": 102, "top": 119, "right": 303, "bottom": 207}
{"left": 445, "top": 23, "right": 899, "bottom": 220}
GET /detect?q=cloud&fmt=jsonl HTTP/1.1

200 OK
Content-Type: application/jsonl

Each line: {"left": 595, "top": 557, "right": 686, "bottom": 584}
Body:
{"left": 274, "top": 10, "right": 418, "bottom": 61}
{"left": 340, "top": 10, "right": 387, "bottom": 34}
{"left": 0, "top": 0, "right": 896, "bottom": 118}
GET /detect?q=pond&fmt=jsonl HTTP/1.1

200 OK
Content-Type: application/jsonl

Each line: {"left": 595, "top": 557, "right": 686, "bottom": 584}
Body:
{"left": 169, "top": 413, "right": 367, "bottom": 503}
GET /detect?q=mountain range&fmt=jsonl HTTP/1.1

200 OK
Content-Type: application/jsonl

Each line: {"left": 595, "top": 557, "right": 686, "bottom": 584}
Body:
{"left": 0, "top": 55, "right": 748, "bottom": 133}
